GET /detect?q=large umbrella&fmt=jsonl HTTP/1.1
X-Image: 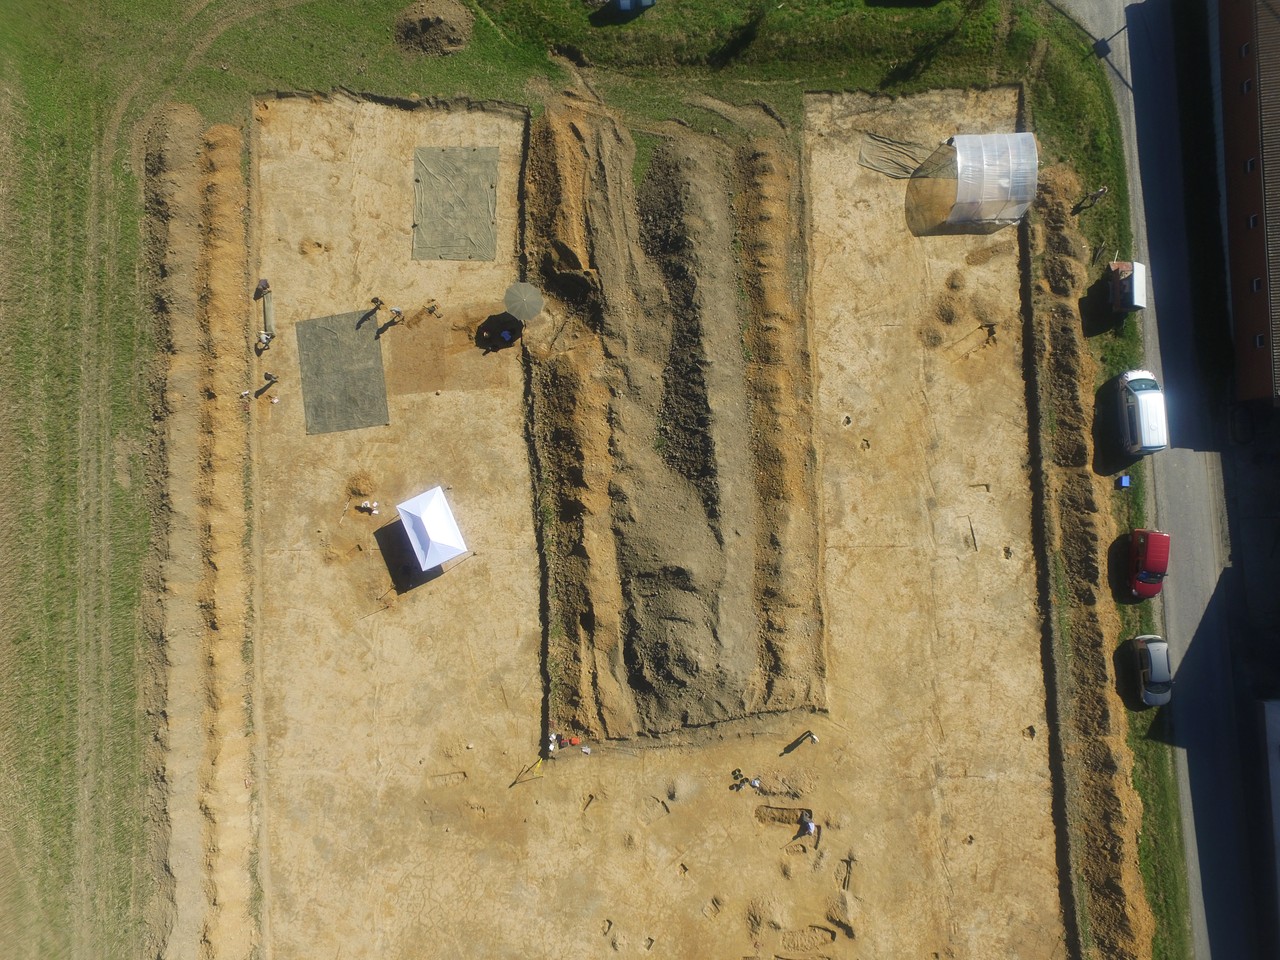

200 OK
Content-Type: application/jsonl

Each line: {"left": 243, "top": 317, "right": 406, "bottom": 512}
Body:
{"left": 504, "top": 282, "right": 545, "bottom": 322}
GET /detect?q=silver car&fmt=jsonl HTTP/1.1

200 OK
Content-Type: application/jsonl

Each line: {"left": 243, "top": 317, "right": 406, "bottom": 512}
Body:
{"left": 1133, "top": 635, "right": 1173, "bottom": 707}
{"left": 1118, "top": 369, "right": 1169, "bottom": 455}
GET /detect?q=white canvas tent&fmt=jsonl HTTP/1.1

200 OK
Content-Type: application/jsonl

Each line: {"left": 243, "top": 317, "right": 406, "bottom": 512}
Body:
{"left": 946, "top": 133, "right": 1039, "bottom": 225}
{"left": 396, "top": 486, "right": 467, "bottom": 571}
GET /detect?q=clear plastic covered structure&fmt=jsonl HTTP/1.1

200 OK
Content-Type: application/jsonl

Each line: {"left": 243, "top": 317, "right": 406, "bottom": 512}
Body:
{"left": 946, "top": 133, "right": 1039, "bottom": 225}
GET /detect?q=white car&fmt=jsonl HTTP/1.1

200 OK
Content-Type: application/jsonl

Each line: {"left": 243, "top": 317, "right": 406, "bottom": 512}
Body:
{"left": 1118, "top": 369, "right": 1168, "bottom": 455}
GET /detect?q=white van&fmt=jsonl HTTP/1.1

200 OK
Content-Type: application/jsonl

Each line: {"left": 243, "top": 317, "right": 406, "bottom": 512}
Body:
{"left": 1118, "top": 369, "right": 1168, "bottom": 455}
{"left": 1108, "top": 261, "right": 1148, "bottom": 312}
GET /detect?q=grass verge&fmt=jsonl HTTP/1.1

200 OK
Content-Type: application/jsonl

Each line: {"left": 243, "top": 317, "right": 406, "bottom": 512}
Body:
{"left": 1126, "top": 685, "right": 1194, "bottom": 960}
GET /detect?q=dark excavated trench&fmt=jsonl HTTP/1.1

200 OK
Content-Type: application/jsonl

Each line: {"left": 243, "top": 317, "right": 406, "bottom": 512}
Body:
{"left": 522, "top": 97, "right": 824, "bottom": 739}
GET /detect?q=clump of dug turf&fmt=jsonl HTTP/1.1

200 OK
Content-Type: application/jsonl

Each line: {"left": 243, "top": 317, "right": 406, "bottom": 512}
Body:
{"left": 346, "top": 471, "right": 376, "bottom": 498}
{"left": 395, "top": 0, "right": 473, "bottom": 56}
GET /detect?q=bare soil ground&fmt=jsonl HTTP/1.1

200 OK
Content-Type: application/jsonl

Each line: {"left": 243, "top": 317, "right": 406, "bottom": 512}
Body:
{"left": 807, "top": 88, "right": 1063, "bottom": 957}
{"left": 149, "top": 85, "right": 1144, "bottom": 959}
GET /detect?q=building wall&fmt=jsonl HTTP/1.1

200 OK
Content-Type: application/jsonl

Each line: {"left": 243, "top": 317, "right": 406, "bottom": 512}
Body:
{"left": 1220, "top": 0, "right": 1279, "bottom": 402}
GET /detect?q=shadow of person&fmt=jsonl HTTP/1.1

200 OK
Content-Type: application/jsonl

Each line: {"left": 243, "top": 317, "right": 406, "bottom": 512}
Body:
{"left": 779, "top": 730, "right": 817, "bottom": 756}
{"left": 475, "top": 312, "right": 524, "bottom": 354}
{"left": 1071, "top": 195, "right": 1105, "bottom": 217}
{"left": 375, "top": 317, "right": 401, "bottom": 339}
{"left": 356, "top": 307, "right": 378, "bottom": 329}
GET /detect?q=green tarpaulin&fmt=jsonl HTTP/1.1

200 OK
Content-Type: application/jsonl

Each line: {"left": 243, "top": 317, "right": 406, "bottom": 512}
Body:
{"left": 412, "top": 146, "right": 498, "bottom": 261}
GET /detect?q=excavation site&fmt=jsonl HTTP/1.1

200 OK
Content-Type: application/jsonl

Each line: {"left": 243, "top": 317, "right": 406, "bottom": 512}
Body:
{"left": 144, "top": 82, "right": 1113, "bottom": 959}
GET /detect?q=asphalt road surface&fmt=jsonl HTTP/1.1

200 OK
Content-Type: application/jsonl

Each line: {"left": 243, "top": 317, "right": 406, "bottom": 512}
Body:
{"left": 1050, "top": 1, "right": 1256, "bottom": 957}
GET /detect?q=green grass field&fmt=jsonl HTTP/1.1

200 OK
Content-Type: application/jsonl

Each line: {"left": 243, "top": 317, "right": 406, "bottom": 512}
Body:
{"left": 0, "top": 1, "right": 1187, "bottom": 955}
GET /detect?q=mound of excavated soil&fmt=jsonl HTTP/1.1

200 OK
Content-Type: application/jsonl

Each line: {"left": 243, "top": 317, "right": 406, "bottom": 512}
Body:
{"left": 147, "top": 108, "right": 257, "bottom": 960}
{"left": 1031, "top": 163, "right": 1155, "bottom": 960}
{"left": 524, "top": 91, "right": 825, "bottom": 738}
{"left": 395, "top": 0, "right": 473, "bottom": 56}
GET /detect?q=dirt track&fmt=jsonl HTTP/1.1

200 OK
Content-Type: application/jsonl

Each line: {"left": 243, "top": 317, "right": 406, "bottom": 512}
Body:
{"left": 147, "top": 86, "right": 1149, "bottom": 959}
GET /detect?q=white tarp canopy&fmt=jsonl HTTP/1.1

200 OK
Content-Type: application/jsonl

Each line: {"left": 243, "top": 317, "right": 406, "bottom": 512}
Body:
{"left": 947, "top": 133, "right": 1039, "bottom": 225}
{"left": 396, "top": 486, "right": 467, "bottom": 571}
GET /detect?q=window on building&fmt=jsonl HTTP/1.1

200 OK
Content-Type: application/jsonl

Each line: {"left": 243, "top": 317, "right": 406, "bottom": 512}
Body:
{"left": 1252, "top": 277, "right": 1264, "bottom": 292}
{"left": 1250, "top": 214, "right": 1260, "bottom": 229}
{"left": 1247, "top": 157, "right": 1258, "bottom": 173}
{"left": 1243, "top": 79, "right": 1253, "bottom": 93}
{"left": 1256, "top": 334, "right": 1267, "bottom": 348}
{"left": 1241, "top": 42, "right": 1251, "bottom": 58}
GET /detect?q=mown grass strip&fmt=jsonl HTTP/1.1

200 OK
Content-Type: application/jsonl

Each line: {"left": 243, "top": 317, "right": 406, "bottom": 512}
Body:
{"left": 1128, "top": 702, "right": 1193, "bottom": 960}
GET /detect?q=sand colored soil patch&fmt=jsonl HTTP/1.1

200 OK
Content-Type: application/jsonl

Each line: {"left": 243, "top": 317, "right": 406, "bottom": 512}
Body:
{"left": 806, "top": 88, "right": 1066, "bottom": 957}
{"left": 250, "top": 93, "right": 524, "bottom": 323}
{"left": 245, "top": 94, "right": 853, "bottom": 959}
{"left": 218, "top": 88, "right": 1059, "bottom": 960}
{"left": 249, "top": 95, "right": 546, "bottom": 959}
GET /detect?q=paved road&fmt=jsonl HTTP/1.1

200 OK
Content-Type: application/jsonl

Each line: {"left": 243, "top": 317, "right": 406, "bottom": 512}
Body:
{"left": 1050, "top": 1, "right": 1256, "bottom": 958}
